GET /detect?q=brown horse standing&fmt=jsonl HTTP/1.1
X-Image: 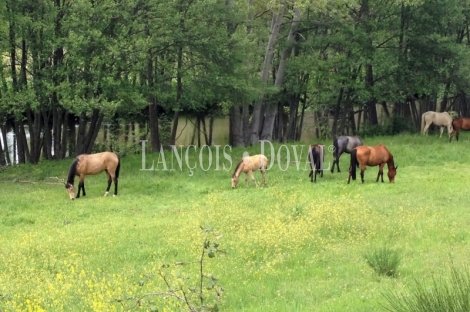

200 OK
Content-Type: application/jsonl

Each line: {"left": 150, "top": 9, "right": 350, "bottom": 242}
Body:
{"left": 347, "top": 144, "right": 397, "bottom": 184}
{"left": 308, "top": 144, "right": 325, "bottom": 183}
{"left": 231, "top": 154, "right": 268, "bottom": 188}
{"left": 65, "top": 152, "right": 120, "bottom": 200}
{"left": 450, "top": 117, "right": 470, "bottom": 142}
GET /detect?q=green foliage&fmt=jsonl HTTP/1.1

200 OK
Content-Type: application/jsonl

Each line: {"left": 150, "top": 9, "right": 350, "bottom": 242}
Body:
{"left": 364, "top": 246, "right": 401, "bottom": 277}
{"left": 383, "top": 263, "right": 470, "bottom": 312}
{"left": 358, "top": 115, "right": 415, "bottom": 137}
{"left": 124, "top": 228, "right": 224, "bottom": 312}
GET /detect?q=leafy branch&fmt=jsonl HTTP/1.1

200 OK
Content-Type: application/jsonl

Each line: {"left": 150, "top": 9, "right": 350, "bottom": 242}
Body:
{"left": 122, "top": 227, "right": 224, "bottom": 312}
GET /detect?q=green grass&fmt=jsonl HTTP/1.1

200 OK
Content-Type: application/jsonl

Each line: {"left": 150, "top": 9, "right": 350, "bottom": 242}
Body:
{"left": 1, "top": 133, "right": 470, "bottom": 311}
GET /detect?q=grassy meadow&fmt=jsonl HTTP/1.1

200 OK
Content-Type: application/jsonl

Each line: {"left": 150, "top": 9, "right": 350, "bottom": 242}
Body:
{"left": 1, "top": 133, "right": 470, "bottom": 311}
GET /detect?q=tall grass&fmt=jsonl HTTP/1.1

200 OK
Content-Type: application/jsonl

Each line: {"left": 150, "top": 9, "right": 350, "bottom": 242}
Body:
{"left": 383, "top": 264, "right": 470, "bottom": 312}
{"left": 1, "top": 134, "right": 470, "bottom": 311}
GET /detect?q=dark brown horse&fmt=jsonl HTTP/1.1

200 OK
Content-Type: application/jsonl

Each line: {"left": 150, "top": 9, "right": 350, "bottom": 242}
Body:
{"left": 65, "top": 152, "right": 120, "bottom": 200}
{"left": 450, "top": 117, "right": 470, "bottom": 142}
{"left": 347, "top": 144, "right": 397, "bottom": 184}
{"left": 231, "top": 154, "right": 268, "bottom": 188}
{"left": 308, "top": 144, "right": 325, "bottom": 183}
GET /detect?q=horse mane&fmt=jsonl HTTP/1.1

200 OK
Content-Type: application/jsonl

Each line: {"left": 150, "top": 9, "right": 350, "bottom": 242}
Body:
{"left": 67, "top": 158, "right": 79, "bottom": 185}
{"left": 232, "top": 160, "right": 244, "bottom": 177}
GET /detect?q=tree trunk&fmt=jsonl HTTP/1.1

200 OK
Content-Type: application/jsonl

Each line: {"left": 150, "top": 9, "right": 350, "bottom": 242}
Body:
{"left": 1, "top": 121, "right": 11, "bottom": 165}
{"left": 14, "top": 119, "right": 26, "bottom": 164}
{"left": 250, "top": 2, "right": 286, "bottom": 144}
{"left": 230, "top": 105, "right": 244, "bottom": 147}
{"left": 331, "top": 87, "right": 344, "bottom": 138}
{"left": 26, "top": 109, "right": 42, "bottom": 164}
{"left": 365, "top": 64, "right": 378, "bottom": 125}
{"left": 261, "top": 7, "right": 301, "bottom": 141}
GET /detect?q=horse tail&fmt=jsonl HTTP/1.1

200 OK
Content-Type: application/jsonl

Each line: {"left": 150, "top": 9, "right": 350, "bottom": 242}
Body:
{"left": 332, "top": 138, "right": 339, "bottom": 160}
{"left": 308, "top": 146, "right": 314, "bottom": 177}
{"left": 115, "top": 156, "right": 121, "bottom": 179}
{"left": 421, "top": 112, "right": 426, "bottom": 133}
{"left": 319, "top": 145, "right": 324, "bottom": 171}
{"left": 350, "top": 149, "right": 357, "bottom": 180}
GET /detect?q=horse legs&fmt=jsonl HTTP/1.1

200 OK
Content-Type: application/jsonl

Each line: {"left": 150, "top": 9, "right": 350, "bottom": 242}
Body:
{"left": 113, "top": 175, "right": 119, "bottom": 196}
{"left": 77, "top": 175, "right": 86, "bottom": 198}
{"left": 439, "top": 126, "right": 444, "bottom": 138}
{"left": 261, "top": 169, "right": 266, "bottom": 187}
{"left": 423, "top": 122, "right": 430, "bottom": 135}
{"left": 360, "top": 165, "right": 366, "bottom": 183}
{"left": 248, "top": 170, "right": 259, "bottom": 187}
{"left": 104, "top": 171, "right": 112, "bottom": 196}
{"left": 376, "top": 164, "right": 385, "bottom": 182}
{"left": 330, "top": 158, "right": 338, "bottom": 173}
{"left": 244, "top": 172, "right": 249, "bottom": 187}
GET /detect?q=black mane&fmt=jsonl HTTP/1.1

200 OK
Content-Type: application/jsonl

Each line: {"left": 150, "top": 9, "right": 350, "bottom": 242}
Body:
{"left": 67, "top": 158, "right": 79, "bottom": 185}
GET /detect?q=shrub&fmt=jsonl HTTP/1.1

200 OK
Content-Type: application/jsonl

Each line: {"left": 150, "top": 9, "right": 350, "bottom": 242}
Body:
{"left": 364, "top": 246, "right": 401, "bottom": 277}
{"left": 383, "top": 263, "right": 470, "bottom": 312}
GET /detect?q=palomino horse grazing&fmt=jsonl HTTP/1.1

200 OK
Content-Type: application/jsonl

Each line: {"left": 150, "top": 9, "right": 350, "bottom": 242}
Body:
{"left": 65, "top": 151, "right": 121, "bottom": 200}
{"left": 231, "top": 154, "right": 268, "bottom": 188}
{"left": 421, "top": 111, "right": 453, "bottom": 140}
{"left": 347, "top": 144, "right": 397, "bottom": 184}
{"left": 450, "top": 117, "right": 470, "bottom": 142}
{"left": 308, "top": 144, "right": 325, "bottom": 183}
{"left": 331, "top": 135, "right": 363, "bottom": 173}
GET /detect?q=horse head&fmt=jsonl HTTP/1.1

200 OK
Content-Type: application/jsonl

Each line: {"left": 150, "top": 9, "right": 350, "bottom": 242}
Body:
{"left": 231, "top": 175, "right": 239, "bottom": 189}
{"left": 65, "top": 183, "right": 76, "bottom": 200}
{"left": 388, "top": 165, "right": 397, "bottom": 183}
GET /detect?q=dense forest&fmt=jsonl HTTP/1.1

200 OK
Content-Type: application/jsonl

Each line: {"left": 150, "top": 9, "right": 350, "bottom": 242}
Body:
{"left": 1, "top": 0, "right": 470, "bottom": 166}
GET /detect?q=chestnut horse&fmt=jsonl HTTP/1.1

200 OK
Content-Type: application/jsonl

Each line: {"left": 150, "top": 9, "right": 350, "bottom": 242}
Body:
{"left": 308, "top": 144, "right": 325, "bottom": 183}
{"left": 347, "top": 144, "right": 397, "bottom": 184}
{"left": 231, "top": 154, "right": 268, "bottom": 188}
{"left": 421, "top": 111, "right": 453, "bottom": 140}
{"left": 331, "top": 135, "right": 363, "bottom": 173}
{"left": 65, "top": 151, "right": 120, "bottom": 200}
{"left": 450, "top": 117, "right": 470, "bottom": 142}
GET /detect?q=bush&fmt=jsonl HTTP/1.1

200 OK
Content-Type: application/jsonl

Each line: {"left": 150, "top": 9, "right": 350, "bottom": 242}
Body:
{"left": 383, "top": 264, "right": 470, "bottom": 312}
{"left": 358, "top": 115, "right": 415, "bottom": 137}
{"left": 364, "top": 246, "right": 401, "bottom": 277}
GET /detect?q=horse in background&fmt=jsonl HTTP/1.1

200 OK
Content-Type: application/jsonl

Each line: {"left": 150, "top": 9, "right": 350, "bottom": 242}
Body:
{"left": 308, "top": 144, "right": 325, "bottom": 183}
{"left": 331, "top": 135, "right": 363, "bottom": 173}
{"left": 450, "top": 117, "right": 470, "bottom": 142}
{"left": 231, "top": 154, "right": 268, "bottom": 188}
{"left": 421, "top": 111, "right": 453, "bottom": 140}
{"left": 348, "top": 144, "right": 397, "bottom": 184}
{"left": 65, "top": 151, "right": 120, "bottom": 200}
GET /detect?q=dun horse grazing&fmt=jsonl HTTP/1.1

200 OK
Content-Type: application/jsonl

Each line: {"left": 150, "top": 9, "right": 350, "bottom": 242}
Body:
{"left": 347, "top": 144, "right": 397, "bottom": 184}
{"left": 421, "top": 111, "right": 453, "bottom": 140}
{"left": 231, "top": 154, "right": 268, "bottom": 189}
{"left": 308, "top": 144, "right": 325, "bottom": 183}
{"left": 450, "top": 117, "right": 470, "bottom": 142}
{"left": 331, "top": 135, "right": 363, "bottom": 173}
{"left": 65, "top": 151, "right": 121, "bottom": 200}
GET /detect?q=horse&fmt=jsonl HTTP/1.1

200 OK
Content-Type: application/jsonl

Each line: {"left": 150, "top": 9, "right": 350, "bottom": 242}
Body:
{"left": 347, "top": 144, "right": 397, "bottom": 184}
{"left": 421, "top": 111, "right": 453, "bottom": 140}
{"left": 64, "top": 151, "right": 121, "bottom": 200}
{"left": 450, "top": 117, "right": 470, "bottom": 142}
{"left": 231, "top": 154, "right": 268, "bottom": 188}
{"left": 308, "top": 144, "right": 325, "bottom": 183}
{"left": 330, "top": 135, "right": 363, "bottom": 173}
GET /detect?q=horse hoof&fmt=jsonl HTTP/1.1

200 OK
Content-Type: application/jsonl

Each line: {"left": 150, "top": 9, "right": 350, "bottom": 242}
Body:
{"left": 113, "top": 194, "right": 116, "bottom": 197}
{"left": 104, "top": 192, "right": 109, "bottom": 197}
